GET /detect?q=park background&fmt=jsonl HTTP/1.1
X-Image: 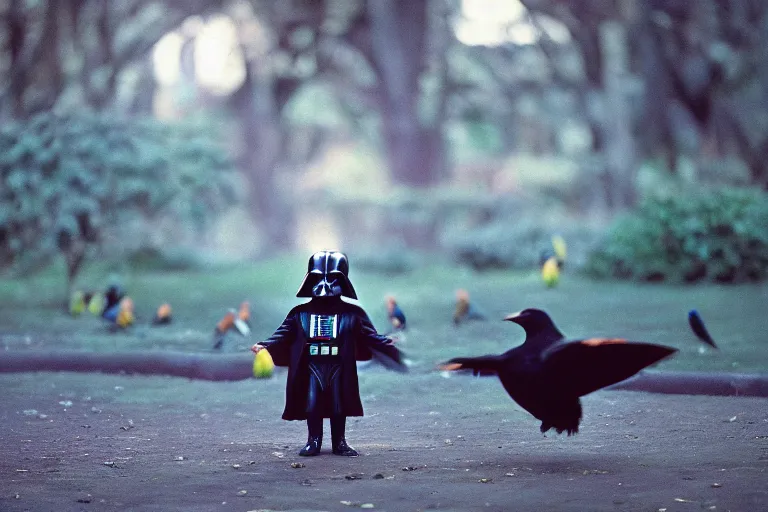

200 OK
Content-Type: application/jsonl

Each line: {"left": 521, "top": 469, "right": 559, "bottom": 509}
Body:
{"left": 1, "top": 2, "right": 767, "bottom": 510}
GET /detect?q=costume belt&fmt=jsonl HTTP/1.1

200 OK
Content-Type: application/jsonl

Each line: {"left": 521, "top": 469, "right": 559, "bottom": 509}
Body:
{"left": 307, "top": 340, "right": 340, "bottom": 358}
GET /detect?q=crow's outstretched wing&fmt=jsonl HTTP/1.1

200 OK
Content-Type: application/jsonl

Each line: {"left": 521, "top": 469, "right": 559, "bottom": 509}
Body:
{"left": 438, "top": 354, "right": 506, "bottom": 376}
{"left": 540, "top": 340, "right": 677, "bottom": 397}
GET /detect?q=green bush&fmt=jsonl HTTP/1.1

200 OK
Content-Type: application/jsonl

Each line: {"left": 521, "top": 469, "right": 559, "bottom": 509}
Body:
{"left": 0, "top": 112, "right": 237, "bottom": 298}
{"left": 586, "top": 188, "right": 768, "bottom": 283}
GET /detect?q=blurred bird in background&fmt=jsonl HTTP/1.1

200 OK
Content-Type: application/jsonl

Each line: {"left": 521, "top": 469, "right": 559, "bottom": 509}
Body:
{"left": 539, "top": 235, "right": 567, "bottom": 268}
{"left": 552, "top": 235, "right": 567, "bottom": 267}
{"left": 386, "top": 295, "right": 407, "bottom": 331}
{"left": 103, "top": 284, "right": 124, "bottom": 314}
{"left": 539, "top": 235, "right": 566, "bottom": 288}
{"left": 87, "top": 292, "right": 105, "bottom": 315}
{"left": 69, "top": 290, "right": 88, "bottom": 316}
{"left": 152, "top": 303, "right": 173, "bottom": 325}
{"left": 100, "top": 284, "right": 132, "bottom": 329}
{"left": 212, "top": 311, "right": 235, "bottom": 350}
{"left": 453, "top": 289, "right": 487, "bottom": 325}
{"left": 102, "top": 296, "right": 134, "bottom": 329}
{"left": 688, "top": 309, "right": 718, "bottom": 349}
{"left": 234, "top": 301, "right": 251, "bottom": 336}
{"left": 212, "top": 301, "right": 251, "bottom": 350}
{"left": 541, "top": 256, "right": 560, "bottom": 288}
{"left": 439, "top": 308, "right": 676, "bottom": 435}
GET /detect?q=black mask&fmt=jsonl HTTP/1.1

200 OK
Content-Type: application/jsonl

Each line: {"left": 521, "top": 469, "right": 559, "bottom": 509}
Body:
{"left": 296, "top": 251, "right": 358, "bottom": 299}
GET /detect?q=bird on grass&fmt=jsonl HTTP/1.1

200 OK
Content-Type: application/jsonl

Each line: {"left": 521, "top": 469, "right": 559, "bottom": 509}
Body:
{"left": 212, "top": 301, "right": 252, "bottom": 350}
{"left": 386, "top": 296, "right": 407, "bottom": 331}
{"left": 539, "top": 235, "right": 567, "bottom": 269}
{"left": 541, "top": 256, "right": 560, "bottom": 288}
{"left": 102, "top": 297, "right": 134, "bottom": 329}
{"left": 234, "top": 301, "right": 251, "bottom": 335}
{"left": 103, "top": 284, "right": 124, "bottom": 313}
{"left": 453, "top": 289, "right": 486, "bottom": 325}
{"left": 87, "top": 292, "right": 105, "bottom": 315}
{"left": 438, "top": 308, "right": 677, "bottom": 435}
{"left": 69, "top": 290, "right": 88, "bottom": 316}
{"left": 688, "top": 310, "right": 718, "bottom": 349}
{"left": 152, "top": 303, "right": 173, "bottom": 325}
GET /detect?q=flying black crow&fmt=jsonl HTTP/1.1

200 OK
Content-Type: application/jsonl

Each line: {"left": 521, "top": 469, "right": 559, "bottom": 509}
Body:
{"left": 439, "top": 308, "right": 677, "bottom": 435}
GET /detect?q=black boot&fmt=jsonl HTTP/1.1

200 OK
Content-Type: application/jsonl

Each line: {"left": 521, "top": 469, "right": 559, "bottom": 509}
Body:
{"left": 299, "top": 436, "right": 322, "bottom": 456}
{"left": 331, "top": 416, "right": 358, "bottom": 456}
{"left": 299, "top": 416, "right": 323, "bottom": 456}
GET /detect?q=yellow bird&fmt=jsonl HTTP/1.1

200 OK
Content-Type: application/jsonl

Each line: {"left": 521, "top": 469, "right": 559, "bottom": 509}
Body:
{"left": 88, "top": 293, "right": 105, "bottom": 315}
{"left": 542, "top": 256, "right": 560, "bottom": 288}
{"left": 115, "top": 298, "right": 135, "bottom": 328}
{"left": 253, "top": 348, "right": 275, "bottom": 379}
{"left": 552, "top": 235, "right": 567, "bottom": 268}
{"left": 69, "top": 290, "right": 87, "bottom": 316}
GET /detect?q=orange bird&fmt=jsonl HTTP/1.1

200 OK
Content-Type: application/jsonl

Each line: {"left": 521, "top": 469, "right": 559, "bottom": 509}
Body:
{"left": 453, "top": 289, "right": 486, "bottom": 325}
{"left": 152, "top": 303, "right": 173, "bottom": 325}
{"left": 212, "top": 301, "right": 251, "bottom": 350}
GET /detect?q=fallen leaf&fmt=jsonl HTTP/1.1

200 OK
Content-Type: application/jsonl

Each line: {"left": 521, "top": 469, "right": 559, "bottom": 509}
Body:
{"left": 290, "top": 462, "right": 305, "bottom": 469}
{"left": 728, "top": 416, "right": 737, "bottom": 422}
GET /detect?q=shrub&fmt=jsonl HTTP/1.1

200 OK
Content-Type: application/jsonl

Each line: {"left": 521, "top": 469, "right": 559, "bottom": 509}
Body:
{"left": 586, "top": 188, "right": 768, "bottom": 283}
{"left": 0, "top": 112, "right": 237, "bottom": 299}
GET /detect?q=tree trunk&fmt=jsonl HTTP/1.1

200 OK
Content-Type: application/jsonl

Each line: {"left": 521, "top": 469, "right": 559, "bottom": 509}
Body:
{"left": 599, "top": 21, "right": 637, "bottom": 209}
{"left": 231, "top": 65, "right": 294, "bottom": 249}
{"left": 367, "top": 0, "right": 441, "bottom": 186}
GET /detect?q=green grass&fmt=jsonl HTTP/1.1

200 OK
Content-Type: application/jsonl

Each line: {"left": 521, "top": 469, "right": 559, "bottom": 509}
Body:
{"left": 1, "top": 254, "right": 766, "bottom": 375}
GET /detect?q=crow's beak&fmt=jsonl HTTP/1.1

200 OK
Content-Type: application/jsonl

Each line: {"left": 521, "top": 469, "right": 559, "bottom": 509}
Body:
{"left": 503, "top": 311, "right": 522, "bottom": 322}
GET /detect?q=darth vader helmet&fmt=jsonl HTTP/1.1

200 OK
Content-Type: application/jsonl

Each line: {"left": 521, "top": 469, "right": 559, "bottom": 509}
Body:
{"left": 296, "top": 251, "right": 357, "bottom": 299}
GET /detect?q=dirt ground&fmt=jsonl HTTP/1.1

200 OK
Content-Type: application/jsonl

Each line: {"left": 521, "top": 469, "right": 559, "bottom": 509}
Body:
{"left": 1, "top": 366, "right": 767, "bottom": 512}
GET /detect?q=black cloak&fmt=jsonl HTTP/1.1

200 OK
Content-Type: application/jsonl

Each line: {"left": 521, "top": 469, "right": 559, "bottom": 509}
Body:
{"left": 261, "top": 297, "right": 405, "bottom": 420}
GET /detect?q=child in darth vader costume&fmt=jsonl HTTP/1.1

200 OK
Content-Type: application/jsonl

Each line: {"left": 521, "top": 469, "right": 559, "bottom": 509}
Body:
{"left": 251, "top": 251, "right": 406, "bottom": 457}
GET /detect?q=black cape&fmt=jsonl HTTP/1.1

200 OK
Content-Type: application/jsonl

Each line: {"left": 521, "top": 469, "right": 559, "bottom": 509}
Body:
{"left": 261, "top": 297, "right": 404, "bottom": 420}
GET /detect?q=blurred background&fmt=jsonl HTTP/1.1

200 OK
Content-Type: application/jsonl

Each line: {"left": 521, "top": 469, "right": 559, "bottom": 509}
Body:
{"left": 2, "top": 0, "right": 768, "bottom": 299}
